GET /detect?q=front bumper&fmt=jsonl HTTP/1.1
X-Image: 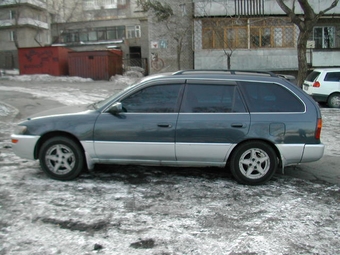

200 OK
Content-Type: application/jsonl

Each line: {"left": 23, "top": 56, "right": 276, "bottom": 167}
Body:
{"left": 11, "top": 135, "right": 40, "bottom": 160}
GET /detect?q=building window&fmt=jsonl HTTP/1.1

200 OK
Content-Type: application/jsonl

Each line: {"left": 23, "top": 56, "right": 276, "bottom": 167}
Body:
{"left": 313, "top": 26, "right": 335, "bottom": 49}
{"left": 202, "top": 18, "right": 295, "bottom": 49}
{"left": 9, "top": 31, "right": 15, "bottom": 41}
{"left": 179, "top": 3, "right": 187, "bottom": 16}
{"left": 107, "top": 26, "right": 125, "bottom": 40}
{"left": 127, "top": 25, "right": 141, "bottom": 38}
{"left": 88, "top": 31, "right": 97, "bottom": 41}
{"left": 9, "top": 10, "right": 16, "bottom": 20}
{"left": 60, "top": 26, "right": 126, "bottom": 43}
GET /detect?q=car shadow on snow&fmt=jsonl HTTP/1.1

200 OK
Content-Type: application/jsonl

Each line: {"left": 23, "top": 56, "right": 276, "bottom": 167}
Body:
{"left": 82, "top": 164, "right": 236, "bottom": 185}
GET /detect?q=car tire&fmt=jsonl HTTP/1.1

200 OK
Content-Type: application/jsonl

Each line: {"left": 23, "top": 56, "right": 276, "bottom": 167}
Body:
{"left": 230, "top": 141, "right": 278, "bottom": 185}
{"left": 327, "top": 93, "right": 340, "bottom": 108}
{"left": 39, "top": 136, "right": 85, "bottom": 181}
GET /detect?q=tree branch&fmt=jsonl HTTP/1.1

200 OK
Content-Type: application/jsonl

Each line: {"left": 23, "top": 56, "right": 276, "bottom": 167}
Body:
{"left": 317, "top": 0, "right": 339, "bottom": 18}
{"left": 276, "top": 0, "right": 302, "bottom": 29}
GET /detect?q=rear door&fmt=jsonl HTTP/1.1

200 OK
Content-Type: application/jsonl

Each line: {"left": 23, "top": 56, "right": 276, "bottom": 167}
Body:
{"left": 175, "top": 80, "right": 250, "bottom": 165}
{"left": 322, "top": 71, "right": 340, "bottom": 96}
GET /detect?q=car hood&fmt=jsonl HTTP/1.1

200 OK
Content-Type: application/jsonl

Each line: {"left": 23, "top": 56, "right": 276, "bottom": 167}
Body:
{"left": 27, "top": 104, "right": 95, "bottom": 120}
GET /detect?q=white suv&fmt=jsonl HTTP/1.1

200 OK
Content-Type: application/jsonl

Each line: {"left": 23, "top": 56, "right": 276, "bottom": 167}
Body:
{"left": 303, "top": 68, "right": 340, "bottom": 108}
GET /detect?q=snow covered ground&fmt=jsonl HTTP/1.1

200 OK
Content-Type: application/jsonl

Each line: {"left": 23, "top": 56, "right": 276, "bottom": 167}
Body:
{"left": 0, "top": 74, "right": 339, "bottom": 255}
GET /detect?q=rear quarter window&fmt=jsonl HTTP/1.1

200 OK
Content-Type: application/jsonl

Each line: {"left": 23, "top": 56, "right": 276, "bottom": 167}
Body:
{"left": 324, "top": 72, "right": 340, "bottom": 82}
{"left": 239, "top": 81, "right": 305, "bottom": 112}
{"left": 306, "top": 71, "right": 321, "bottom": 82}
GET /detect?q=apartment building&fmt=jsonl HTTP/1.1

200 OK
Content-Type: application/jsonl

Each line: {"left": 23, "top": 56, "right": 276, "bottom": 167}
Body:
{"left": 0, "top": 0, "right": 50, "bottom": 69}
{"left": 193, "top": 0, "right": 340, "bottom": 71}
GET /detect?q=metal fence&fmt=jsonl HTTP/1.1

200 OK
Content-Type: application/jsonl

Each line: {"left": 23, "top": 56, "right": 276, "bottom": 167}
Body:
{"left": 123, "top": 58, "right": 148, "bottom": 75}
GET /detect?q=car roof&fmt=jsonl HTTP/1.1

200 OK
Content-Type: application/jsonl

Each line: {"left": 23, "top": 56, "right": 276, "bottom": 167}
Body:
{"left": 312, "top": 68, "right": 340, "bottom": 72}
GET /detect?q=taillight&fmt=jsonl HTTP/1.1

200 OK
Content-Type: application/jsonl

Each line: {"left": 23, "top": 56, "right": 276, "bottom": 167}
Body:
{"left": 313, "top": 81, "right": 321, "bottom": 87}
{"left": 315, "top": 118, "right": 322, "bottom": 140}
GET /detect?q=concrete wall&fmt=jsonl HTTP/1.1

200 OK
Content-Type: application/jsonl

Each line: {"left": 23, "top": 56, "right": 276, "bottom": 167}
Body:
{"left": 194, "top": 0, "right": 340, "bottom": 17}
{"left": 312, "top": 50, "right": 340, "bottom": 67}
{"left": 195, "top": 48, "right": 298, "bottom": 71}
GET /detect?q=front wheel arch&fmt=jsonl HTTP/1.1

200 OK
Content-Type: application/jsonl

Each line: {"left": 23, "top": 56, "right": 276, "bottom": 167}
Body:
{"left": 35, "top": 131, "right": 84, "bottom": 160}
{"left": 38, "top": 135, "right": 86, "bottom": 180}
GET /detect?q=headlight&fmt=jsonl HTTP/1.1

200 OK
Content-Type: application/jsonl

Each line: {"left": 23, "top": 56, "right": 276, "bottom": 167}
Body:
{"left": 14, "top": 125, "right": 27, "bottom": 135}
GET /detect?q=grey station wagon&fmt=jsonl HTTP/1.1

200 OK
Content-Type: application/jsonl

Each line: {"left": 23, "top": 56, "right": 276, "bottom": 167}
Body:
{"left": 11, "top": 70, "right": 324, "bottom": 185}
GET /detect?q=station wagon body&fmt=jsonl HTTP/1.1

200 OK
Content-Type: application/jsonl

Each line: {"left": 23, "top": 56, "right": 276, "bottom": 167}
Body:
{"left": 11, "top": 71, "right": 324, "bottom": 185}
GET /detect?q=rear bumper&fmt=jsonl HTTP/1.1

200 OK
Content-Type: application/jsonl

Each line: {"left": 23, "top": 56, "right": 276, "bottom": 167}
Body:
{"left": 301, "top": 144, "right": 325, "bottom": 163}
{"left": 277, "top": 143, "right": 324, "bottom": 167}
{"left": 11, "top": 135, "right": 40, "bottom": 160}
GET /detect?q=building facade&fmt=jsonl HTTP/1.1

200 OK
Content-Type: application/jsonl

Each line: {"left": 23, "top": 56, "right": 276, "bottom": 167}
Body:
{"left": 0, "top": 0, "right": 50, "bottom": 69}
{"left": 1, "top": 0, "right": 340, "bottom": 74}
{"left": 193, "top": 0, "right": 340, "bottom": 72}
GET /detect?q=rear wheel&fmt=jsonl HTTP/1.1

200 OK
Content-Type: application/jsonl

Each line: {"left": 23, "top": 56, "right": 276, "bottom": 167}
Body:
{"left": 327, "top": 93, "right": 340, "bottom": 108}
{"left": 39, "top": 136, "right": 85, "bottom": 180}
{"left": 230, "top": 141, "right": 278, "bottom": 185}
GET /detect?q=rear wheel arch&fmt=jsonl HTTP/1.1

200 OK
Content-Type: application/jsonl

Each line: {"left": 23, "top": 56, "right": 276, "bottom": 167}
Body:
{"left": 227, "top": 139, "right": 281, "bottom": 185}
{"left": 327, "top": 92, "right": 340, "bottom": 108}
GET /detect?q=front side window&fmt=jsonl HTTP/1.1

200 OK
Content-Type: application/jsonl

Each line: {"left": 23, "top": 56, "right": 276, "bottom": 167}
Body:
{"left": 180, "top": 84, "right": 246, "bottom": 113}
{"left": 121, "top": 84, "right": 181, "bottom": 113}
{"left": 240, "top": 82, "right": 304, "bottom": 112}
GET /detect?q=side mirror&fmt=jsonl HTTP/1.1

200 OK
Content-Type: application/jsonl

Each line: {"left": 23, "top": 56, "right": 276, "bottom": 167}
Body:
{"left": 108, "top": 102, "right": 123, "bottom": 115}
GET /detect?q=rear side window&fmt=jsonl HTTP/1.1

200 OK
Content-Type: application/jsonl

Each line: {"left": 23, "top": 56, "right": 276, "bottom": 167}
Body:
{"left": 180, "top": 84, "right": 246, "bottom": 113}
{"left": 306, "top": 71, "right": 321, "bottom": 82}
{"left": 239, "top": 82, "right": 305, "bottom": 112}
{"left": 324, "top": 72, "right": 340, "bottom": 82}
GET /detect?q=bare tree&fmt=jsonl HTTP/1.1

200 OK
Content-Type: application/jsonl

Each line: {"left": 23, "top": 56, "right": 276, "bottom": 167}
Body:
{"left": 47, "top": 0, "right": 85, "bottom": 44}
{"left": 195, "top": 1, "right": 237, "bottom": 70}
{"left": 276, "top": 0, "right": 339, "bottom": 86}
{"left": 137, "top": 0, "right": 192, "bottom": 70}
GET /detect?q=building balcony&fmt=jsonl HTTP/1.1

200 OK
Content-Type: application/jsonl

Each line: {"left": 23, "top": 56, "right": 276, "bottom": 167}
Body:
{"left": 0, "top": 18, "right": 48, "bottom": 29}
{"left": 0, "top": 0, "right": 47, "bottom": 10}
{"left": 83, "top": 0, "right": 117, "bottom": 11}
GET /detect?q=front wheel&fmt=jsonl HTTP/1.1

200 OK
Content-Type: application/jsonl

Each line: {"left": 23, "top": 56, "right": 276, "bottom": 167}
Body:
{"left": 229, "top": 141, "right": 278, "bottom": 185}
{"left": 327, "top": 93, "right": 340, "bottom": 108}
{"left": 39, "top": 136, "right": 85, "bottom": 181}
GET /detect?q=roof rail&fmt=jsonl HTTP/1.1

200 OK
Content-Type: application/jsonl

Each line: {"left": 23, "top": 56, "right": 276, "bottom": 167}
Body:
{"left": 173, "top": 69, "right": 278, "bottom": 77}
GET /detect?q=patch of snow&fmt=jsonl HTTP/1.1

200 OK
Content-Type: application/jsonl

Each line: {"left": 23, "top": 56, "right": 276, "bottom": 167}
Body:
{"left": 9, "top": 74, "right": 93, "bottom": 83}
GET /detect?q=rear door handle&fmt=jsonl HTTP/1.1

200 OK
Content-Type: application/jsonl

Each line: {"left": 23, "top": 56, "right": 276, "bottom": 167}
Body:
{"left": 157, "top": 123, "right": 172, "bottom": 128}
{"left": 231, "top": 123, "right": 246, "bottom": 128}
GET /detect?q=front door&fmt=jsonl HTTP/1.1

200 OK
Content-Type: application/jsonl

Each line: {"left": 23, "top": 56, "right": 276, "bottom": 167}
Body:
{"left": 93, "top": 83, "right": 183, "bottom": 163}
